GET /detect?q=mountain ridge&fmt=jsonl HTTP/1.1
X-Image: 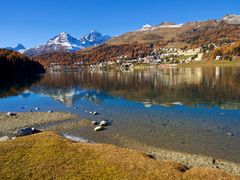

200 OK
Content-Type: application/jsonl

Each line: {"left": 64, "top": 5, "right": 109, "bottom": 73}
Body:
{"left": 24, "top": 31, "right": 111, "bottom": 56}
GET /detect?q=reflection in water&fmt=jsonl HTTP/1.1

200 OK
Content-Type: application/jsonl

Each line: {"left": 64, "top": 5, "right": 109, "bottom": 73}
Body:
{"left": 1, "top": 67, "right": 240, "bottom": 162}
{"left": 0, "top": 75, "right": 42, "bottom": 98}
{"left": 31, "top": 67, "right": 240, "bottom": 110}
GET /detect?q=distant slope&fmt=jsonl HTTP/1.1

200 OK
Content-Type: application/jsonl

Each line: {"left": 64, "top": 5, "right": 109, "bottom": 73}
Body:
{"left": 33, "top": 43, "right": 154, "bottom": 67}
{"left": 108, "top": 16, "right": 240, "bottom": 48}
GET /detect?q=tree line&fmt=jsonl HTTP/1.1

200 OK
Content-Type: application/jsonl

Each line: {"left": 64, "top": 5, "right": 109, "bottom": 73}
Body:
{"left": 0, "top": 49, "right": 45, "bottom": 74}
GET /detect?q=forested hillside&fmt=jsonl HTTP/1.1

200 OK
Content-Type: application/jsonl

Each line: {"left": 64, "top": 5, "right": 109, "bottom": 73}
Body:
{"left": 0, "top": 49, "right": 45, "bottom": 74}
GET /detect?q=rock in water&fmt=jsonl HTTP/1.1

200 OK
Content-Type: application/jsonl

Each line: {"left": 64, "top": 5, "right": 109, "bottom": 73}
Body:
{"left": 48, "top": 110, "right": 53, "bottom": 113}
{"left": 93, "top": 112, "right": 98, "bottom": 115}
{"left": 35, "top": 107, "right": 40, "bottom": 110}
{"left": 91, "top": 121, "right": 98, "bottom": 125}
{"left": 94, "top": 126, "right": 105, "bottom": 131}
{"left": 100, "top": 120, "right": 111, "bottom": 126}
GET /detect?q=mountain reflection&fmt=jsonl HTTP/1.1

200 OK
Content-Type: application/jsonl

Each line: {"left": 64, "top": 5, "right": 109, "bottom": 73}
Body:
{"left": 31, "top": 67, "right": 240, "bottom": 109}
{"left": 0, "top": 75, "right": 42, "bottom": 98}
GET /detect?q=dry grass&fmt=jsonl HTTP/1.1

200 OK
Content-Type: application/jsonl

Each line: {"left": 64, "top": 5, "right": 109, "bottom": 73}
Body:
{"left": 0, "top": 132, "right": 238, "bottom": 179}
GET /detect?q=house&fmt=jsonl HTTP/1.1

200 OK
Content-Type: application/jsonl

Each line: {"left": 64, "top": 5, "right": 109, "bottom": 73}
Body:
{"left": 215, "top": 55, "right": 222, "bottom": 60}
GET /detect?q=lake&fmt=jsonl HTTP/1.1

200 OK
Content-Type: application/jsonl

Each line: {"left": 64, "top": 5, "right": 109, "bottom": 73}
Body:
{"left": 1, "top": 66, "right": 240, "bottom": 162}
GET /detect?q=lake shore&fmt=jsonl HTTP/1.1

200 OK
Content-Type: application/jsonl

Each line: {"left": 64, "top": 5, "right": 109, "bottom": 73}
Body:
{"left": 0, "top": 112, "right": 240, "bottom": 178}
{"left": 0, "top": 131, "right": 239, "bottom": 179}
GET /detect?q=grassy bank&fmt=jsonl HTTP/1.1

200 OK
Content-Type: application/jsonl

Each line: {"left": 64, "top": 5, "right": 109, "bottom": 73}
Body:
{"left": 0, "top": 132, "right": 238, "bottom": 179}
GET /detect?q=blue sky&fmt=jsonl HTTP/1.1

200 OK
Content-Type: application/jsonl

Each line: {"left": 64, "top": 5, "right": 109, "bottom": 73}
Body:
{"left": 1, "top": 0, "right": 240, "bottom": 48}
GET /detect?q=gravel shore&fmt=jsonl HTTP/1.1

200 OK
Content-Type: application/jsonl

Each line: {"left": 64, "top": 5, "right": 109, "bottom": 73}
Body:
{"left": 115, "top": 134, "right": 240, "bottom": 175}
{"left": 0, "top": 112, "right": 77, "bottom": 136}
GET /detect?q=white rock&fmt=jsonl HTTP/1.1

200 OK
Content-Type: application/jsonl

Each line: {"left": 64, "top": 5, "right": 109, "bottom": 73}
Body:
{"left": 91, "top": 121, "right": 98, "bottom": 125}
{"left": 35, "top": 107, "right": 40, "bottom": 110}
{"left": 7, "top": 112, "right": 15, "bottom": 116}
{"left": 92, "top": 112, "right": 98, "bottom": 115}
{"left": 48, "top": 110, "right": 53, "bottom": 113}
{"left": 100, "top": 120, "right": 109, "bottom": 126}
{"left": 227, "top": 132, "right": 234, "bottom": 136}
{"left": 0, "top": 136, "right": 10, "bottom": 142}
{"left": 94, "top": 126, "right": 104, "bottom": 131}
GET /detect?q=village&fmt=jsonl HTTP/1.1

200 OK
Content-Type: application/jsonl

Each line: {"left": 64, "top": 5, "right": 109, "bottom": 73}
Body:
{"left": 49, "top": 44, "right": 224, "bottom": 72}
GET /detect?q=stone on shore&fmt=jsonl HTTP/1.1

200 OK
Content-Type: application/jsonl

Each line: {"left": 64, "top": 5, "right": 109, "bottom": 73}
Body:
{"left": 94, "top": 126, "right": 105, "bottom": 131}
{"left": 100, "top": 120, "right": 111, "bottom": 126}
{"left": 14, "top": 127, "right": 41, "bottom": 137}
{"left": 91, "top": 121, "right": 98, "bottom": 125}
{"left": 0, "top": 136, "right": 10, "bottom": 142}
{"left": 7, "top": 112, "right": 16, "bottom": 117}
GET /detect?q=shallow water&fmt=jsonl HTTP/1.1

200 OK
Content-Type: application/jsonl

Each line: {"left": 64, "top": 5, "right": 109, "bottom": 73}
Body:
{"left": 0, "top": 66, "right": 240, "bottom": 162}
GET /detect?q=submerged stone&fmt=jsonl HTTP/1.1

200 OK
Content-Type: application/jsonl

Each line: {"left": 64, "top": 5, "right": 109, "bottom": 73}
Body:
{"left": 91, "top": 121, "right": 98, "bottom": 125}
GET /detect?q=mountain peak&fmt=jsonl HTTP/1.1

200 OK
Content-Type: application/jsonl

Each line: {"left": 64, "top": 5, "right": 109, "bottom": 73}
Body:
{"left": 81, "top": 31, "right": 111, "bottom": 46}
{"left": 47, "top": 32, "right": 82, "bottom": 51}
{"left": 60, "top": 32, "right": 68, "bottom": 36}
{"left": 24, "top": 31, "right": 111, "bottom": 56}
{"left": 15, "top": 43, "right": 26, "bottom": 50}
{"left": 82, "top": 31, "right": 102, "bottom": 42}
{"left": 5, "top": 43, "right": 26, "bottom": 53}
{"left": 90, "top": 30, "right": 100, "bottom": 34}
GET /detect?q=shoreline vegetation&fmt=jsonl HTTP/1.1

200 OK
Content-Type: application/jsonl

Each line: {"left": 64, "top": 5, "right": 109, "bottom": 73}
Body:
{"left": 0, "top": 112, "right": 239, "bottom": 179}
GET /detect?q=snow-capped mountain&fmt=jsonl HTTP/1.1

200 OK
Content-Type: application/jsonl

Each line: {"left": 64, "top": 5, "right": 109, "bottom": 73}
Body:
{"left": 81, "top": 30, "right": 111, "bottom": 47}
{"left": 24, "top": 31, "right": 111, "bottom": 56}
{"left": 47, "top": 32, "right": 84, "bottom": 51}
{"left": 5, "top": 44, "right": 26, "bottom": 53}
{"left": 222, "top": 14, "right": 240, "bottom": 25}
